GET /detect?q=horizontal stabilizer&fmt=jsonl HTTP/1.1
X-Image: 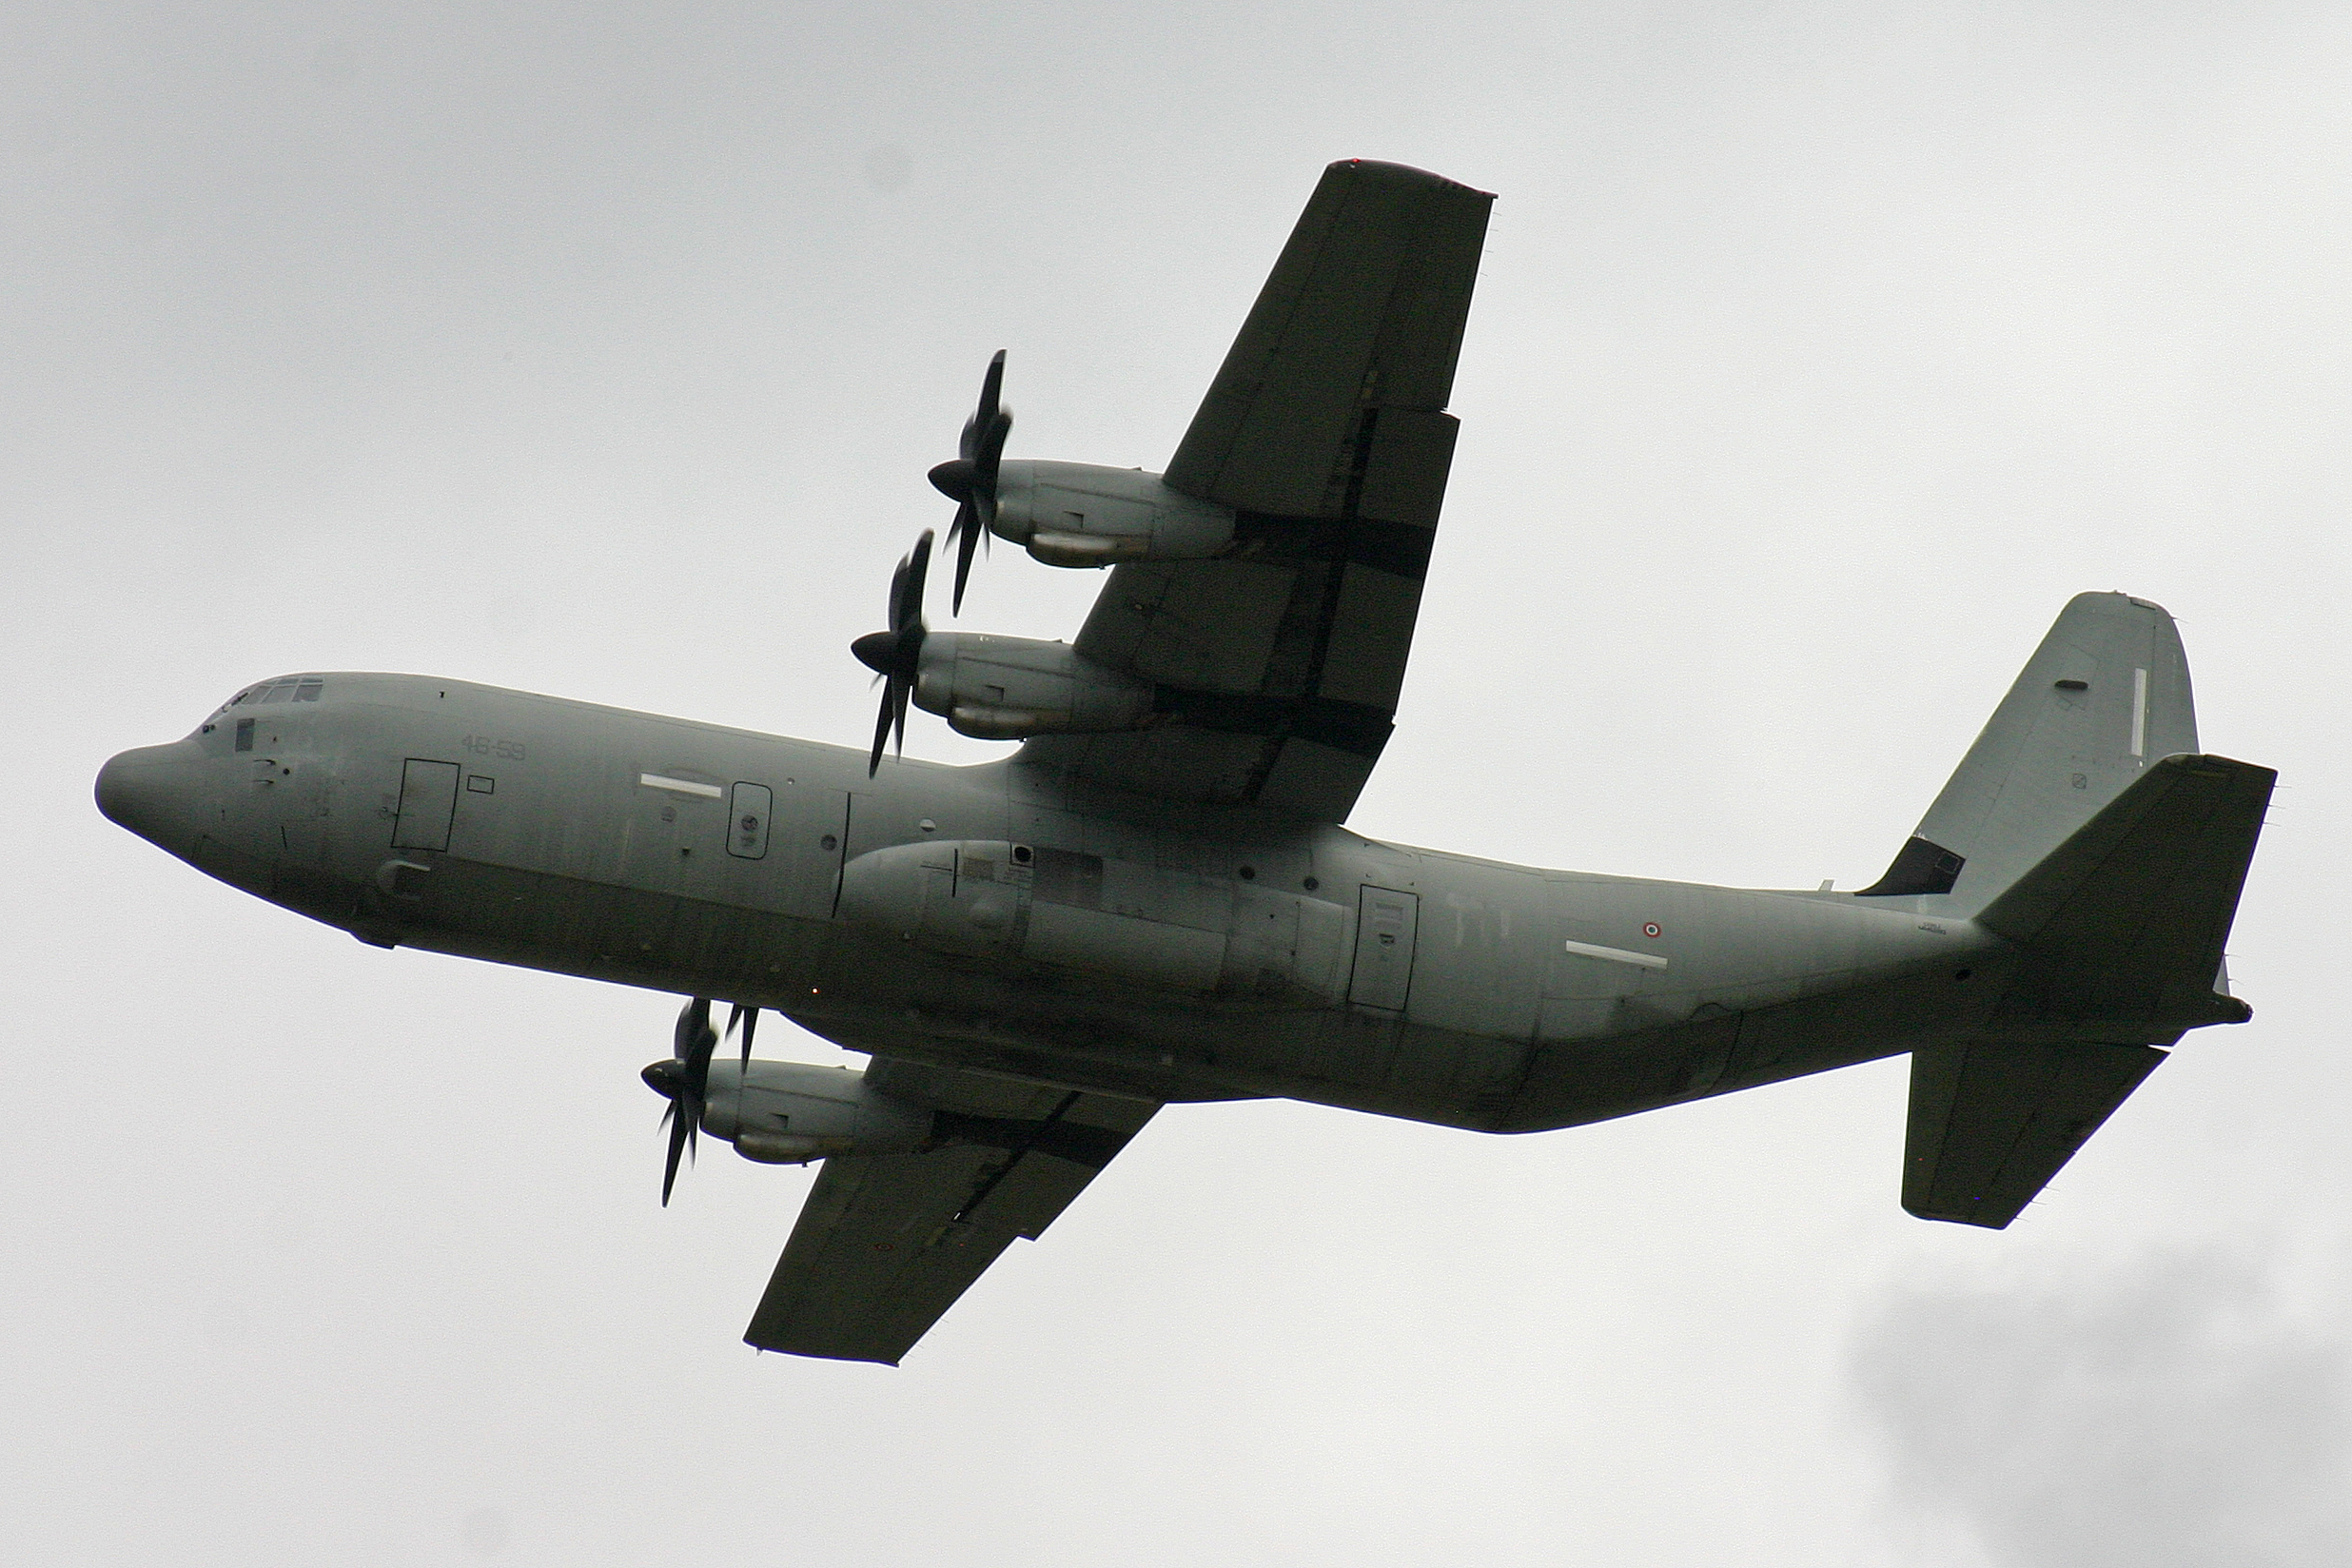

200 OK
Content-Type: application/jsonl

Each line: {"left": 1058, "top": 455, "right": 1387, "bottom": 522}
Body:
{"left": 1903, "top": 1038, "right": 2166, "bottom": 1227}
{"left": 1976, "top": 752, "right": 2273, "bottom": 1028}
{"left": 1903, "top": 752, "right": 2272, "bottom": 1229}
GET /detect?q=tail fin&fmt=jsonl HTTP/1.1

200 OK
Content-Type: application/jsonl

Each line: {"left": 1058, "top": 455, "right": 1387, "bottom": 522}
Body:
{"left": 1858, "top": 593, "right": 2199, "bottom": 913}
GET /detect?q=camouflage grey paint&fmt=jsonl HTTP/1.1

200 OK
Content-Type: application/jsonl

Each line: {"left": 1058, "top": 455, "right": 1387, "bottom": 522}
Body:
{"left": 94, "top": 594, "right": 2259, "bottom": 1147}
{"left": 99, "top": 668, "right": 2021, "bottom": 1137}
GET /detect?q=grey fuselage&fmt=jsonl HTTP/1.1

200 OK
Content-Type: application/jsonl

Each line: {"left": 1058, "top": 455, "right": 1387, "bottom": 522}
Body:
{"left": 99, "top": 673, "right": 2005, "bottom": 1133}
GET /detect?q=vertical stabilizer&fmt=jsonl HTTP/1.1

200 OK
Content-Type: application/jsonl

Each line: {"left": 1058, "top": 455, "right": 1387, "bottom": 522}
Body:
{"left": 1859, "top": 593, "right": 2198, "bottom": 914}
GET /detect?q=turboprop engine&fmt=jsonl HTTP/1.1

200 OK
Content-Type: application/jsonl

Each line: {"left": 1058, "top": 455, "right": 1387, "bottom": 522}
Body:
{"left": 697, "top": 1059, "right": 934, "bottom": 1165}
{"left": 911, "top": 632, "right": 1154, "bottom": 740}
{"left": 644, "top": 1006, "right": 935, "bottom": 1189}
{"left": 985, "top": 461, "right": 1237, "bottom": 567}
{"left": 637, "top": 1000, "right": 1145, "bottom": 1198}
{"left": 922, "top": 354, "right": 1238, "bottom": 601}
{"left": 640, "top": 999, "right": 933, "bottom": 1192}
{"left": 852, "top": 532, "right": 1157, "bottom": 765}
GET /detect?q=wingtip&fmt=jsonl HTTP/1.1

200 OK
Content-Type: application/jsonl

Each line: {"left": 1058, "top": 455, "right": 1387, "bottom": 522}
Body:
{"left": 1323, "top": 157, "right": 1496, "bottom": 200}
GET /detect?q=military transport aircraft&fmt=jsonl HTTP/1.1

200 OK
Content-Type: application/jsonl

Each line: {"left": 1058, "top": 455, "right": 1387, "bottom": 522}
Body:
{"left": 95, "top": 160, "right": 2272, "bottom": 1365}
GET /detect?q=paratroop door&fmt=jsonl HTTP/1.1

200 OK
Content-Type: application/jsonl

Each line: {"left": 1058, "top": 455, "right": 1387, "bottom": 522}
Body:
{"left": 391, "top": 759, "right": 461, "bottom": 852}
{"left": 1348, "top": 885, "right": 1419, "bottom": 1010}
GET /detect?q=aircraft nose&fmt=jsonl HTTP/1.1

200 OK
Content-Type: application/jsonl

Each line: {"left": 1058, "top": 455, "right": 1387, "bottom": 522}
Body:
{"left": 95, "top": 741, "right": 206, "bottom": 848}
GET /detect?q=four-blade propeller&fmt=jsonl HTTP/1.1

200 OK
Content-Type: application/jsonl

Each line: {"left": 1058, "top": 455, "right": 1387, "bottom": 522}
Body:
{"left": 927, "top": 350, "right": 1011, "bottom": 615}
{"left": 850, "top": 530, "right": 933, "bottom": 776}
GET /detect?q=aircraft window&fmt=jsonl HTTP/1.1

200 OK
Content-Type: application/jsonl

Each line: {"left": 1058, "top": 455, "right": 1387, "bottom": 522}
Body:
{"left": 236, "top": 676, "right": 323, "bottom": 706}
{"left": 235, "top": 718, "right": 255, "bottom": 753}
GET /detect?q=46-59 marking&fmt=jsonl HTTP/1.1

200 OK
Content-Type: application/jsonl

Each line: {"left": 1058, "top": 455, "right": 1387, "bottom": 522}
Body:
{"left": 461, "top": 734, "right": 525, "bottom": 761}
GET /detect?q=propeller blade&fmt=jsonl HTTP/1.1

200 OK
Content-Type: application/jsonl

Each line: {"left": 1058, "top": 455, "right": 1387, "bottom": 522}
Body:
{"left": 950, "top": 500, "right": 980, "bottom": 614}
{"left": 898, "top": 530, "right": 932, "bottom": 632}
{"left": 674, "top": 995, "right": 711, "bottom": 1058}
{"left": 960, "top": 350, "right": 1006, "bottom": 461}
{"left": 934, "top": 353, "right": 1009, "bottom": 616}
{"left": 971, "top": 412, "right": 1010, "bottom": 532}
{"left": 868, "top": 686, "right": 894, "bottom": 776}
{"left": 978, "top": 348, "right": 1005, "bottom": 427}
{"left": 676, "top": 998, "right": 715, "bottom": 1083}
{"left": 652, "top": 997, "right": 717, "bottom": 1204}
{"left": 728, "top": 1003, "right": 757, "bottom": 1074}
{"left": 659, "top": 1100, "right": 690, "bottom": 1206}
{"left": 861, "top": 531, "right": 933, "bottom": 774}
{"left": 887, "top": 553, "right": 911, "bottom": 629}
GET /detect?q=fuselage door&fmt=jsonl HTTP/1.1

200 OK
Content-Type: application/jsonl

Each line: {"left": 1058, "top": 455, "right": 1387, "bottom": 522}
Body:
{"left": 391, "top": 759, "right": 461, "bottom": 852}
{"left": 1348, "top": 885, "right": 1419, "bottom": 1010}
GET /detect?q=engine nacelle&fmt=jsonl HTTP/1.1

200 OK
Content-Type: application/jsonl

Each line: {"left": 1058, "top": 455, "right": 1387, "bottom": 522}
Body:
{"left": 990, "top": 461, "right": 1237, "bottom": 565}
{"left": 837, "top": 838, "right": 1349, "bottom": 1004}
{"left": 698, "top": 1059, "right": 934, "bottom": 1165}
{"left": 913, "top": 632, "right": 1155, "bottom": 740}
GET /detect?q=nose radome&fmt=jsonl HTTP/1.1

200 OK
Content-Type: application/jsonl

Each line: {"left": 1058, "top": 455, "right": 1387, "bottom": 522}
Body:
{"left": 95, "top": 742, "right": 204, "bottom": 846}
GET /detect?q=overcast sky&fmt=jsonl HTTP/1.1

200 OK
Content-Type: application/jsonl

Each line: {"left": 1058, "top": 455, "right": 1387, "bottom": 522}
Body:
{"left": 7, "top": 3, "right": 2349, "bottom": 1563}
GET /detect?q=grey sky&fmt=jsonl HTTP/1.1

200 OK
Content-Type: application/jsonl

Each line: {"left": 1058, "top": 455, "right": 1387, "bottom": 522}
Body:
{"left": 1852, "top": 1246, "right": 2352, "bottom": 1566}
{"left": 6, "top": 3, "right": 2347, "bottom": 1562}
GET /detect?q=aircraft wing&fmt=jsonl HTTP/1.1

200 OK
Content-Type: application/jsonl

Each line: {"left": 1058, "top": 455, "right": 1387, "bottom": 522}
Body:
{"left": 742, "top": 1060, "right": 1159, "bottom": 1364}
{"left": 1016, "top": 159, "right": 1494, "bottom": 822}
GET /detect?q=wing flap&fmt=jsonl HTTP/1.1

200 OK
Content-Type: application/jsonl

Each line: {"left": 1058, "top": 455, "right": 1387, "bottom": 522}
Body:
{"left": 741, "top": 1068, "right": 1158, "bottom": 1364}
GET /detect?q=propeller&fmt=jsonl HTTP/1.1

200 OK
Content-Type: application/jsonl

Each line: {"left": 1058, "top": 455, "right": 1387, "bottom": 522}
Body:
{"left": 640, "top": 996, "right": 717, "bottom": 1205}
{"left": 850, "top": 530, "right": 932, "bottom": 775}
{"left": 728, "top": 1002, "right": 757, "bottom": 1076}
{"left": 926, "top": 350, "right": 1012, "bottom": 614}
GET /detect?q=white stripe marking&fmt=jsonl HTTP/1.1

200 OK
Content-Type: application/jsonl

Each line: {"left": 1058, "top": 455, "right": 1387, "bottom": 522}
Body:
{"left": 640, "top": 773, "right": 722, "bottom": 798}
{"left": 1561, "top": 938, "right": 1670, "bottom": 970}
{"left": 2130, "top": 666, "right": 2148, "bottom": 760}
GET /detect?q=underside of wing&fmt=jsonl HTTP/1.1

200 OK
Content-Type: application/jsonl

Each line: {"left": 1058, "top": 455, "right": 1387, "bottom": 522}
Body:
{"left": 1017, "top": 160, "right": 1493, "bottom": 821}
{"left": 741, "top": 1060, "right": 1158, "bottom": 1364}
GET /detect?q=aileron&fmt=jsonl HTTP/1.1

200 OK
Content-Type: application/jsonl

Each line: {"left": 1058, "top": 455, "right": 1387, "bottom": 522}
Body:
{"left": 742, "top": 1067, "right": 1158, "bottom": 1364}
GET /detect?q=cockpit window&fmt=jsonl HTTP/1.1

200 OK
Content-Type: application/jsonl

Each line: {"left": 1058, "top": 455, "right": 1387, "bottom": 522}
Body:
{"left": 234, "top": 677, "right": 324, "bottom": 708}
{"left": 207, "top": 677, "right": 324, "bottom": 732}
